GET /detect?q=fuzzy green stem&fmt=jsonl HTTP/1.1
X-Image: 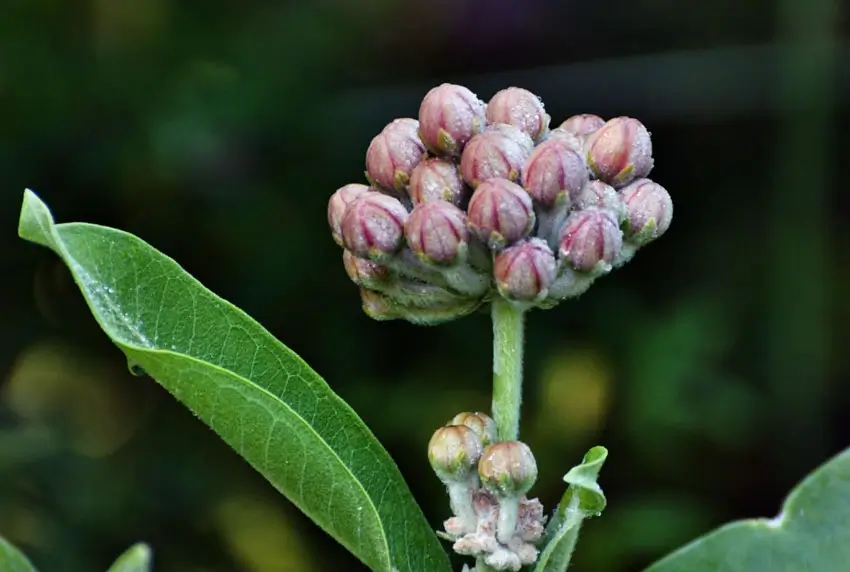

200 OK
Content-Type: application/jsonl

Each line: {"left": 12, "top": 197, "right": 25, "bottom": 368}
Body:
{"left": 491, "top": 297, "right": 525, "bottom": 442}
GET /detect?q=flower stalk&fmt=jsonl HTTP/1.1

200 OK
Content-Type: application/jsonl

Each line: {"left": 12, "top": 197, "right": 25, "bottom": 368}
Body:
{"left": 490, "top": 297, "right": 525, "bottom": 442}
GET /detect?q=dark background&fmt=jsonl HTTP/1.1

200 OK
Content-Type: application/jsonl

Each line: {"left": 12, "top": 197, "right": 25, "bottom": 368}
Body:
{"left": 1, "top": 0, "right": 848, "bottom": 570}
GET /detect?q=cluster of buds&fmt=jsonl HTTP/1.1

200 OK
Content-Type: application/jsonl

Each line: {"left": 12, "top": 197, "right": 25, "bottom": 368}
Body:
{"left": 327, "top": 84, "right": 673, "bottom": 323}
{"left": 428, "top": 413, "right": 544, "bottom": 571}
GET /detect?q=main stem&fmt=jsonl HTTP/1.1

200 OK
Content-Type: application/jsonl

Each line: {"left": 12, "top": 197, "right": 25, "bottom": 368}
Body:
{"left": 490, "top": 297, "right": 525, "bottom": 442}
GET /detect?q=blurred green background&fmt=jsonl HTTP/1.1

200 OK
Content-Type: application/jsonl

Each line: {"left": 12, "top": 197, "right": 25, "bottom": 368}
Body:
{"left": 1, "top": 0, "right": 848, "bottom": 570}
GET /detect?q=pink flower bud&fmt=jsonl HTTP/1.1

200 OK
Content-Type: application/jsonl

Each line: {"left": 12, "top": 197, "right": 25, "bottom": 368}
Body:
{"left": 342, "top": 250, "right": 390, "bottom": 288}
{"left": 494, "top": 238, "right": 557, "bottom": 302}
{"left": 575, "top": 180, "right": 626, "bottom": 223}
{"left": 418, "top": 83, "right": 486, "bottom": 156}
{"left": 485, "top": 87, "right": 550, "bottom": 142}
{"left": 341, "top": 192, "right": 409, "bottom": 260}
{"left": 460, "top": 129, "right": 531, "bottom": 188}
{"left": 559, "top": 114, "right": 605, "bottom": 137}
{"left": 485, "top": 123, "right": 534, "bottom": 154}
{"left": 546, "top": 128, "right": 584, "bottom": 152}
{"left": 408, "top": 157, "right": 467, "bottom": 206}
{"left": 328, "top": 183, "right": 371, "bottom": 246}
{"left": 448, "top": 412, "right": 497, "bottom": 448}
{"left": 365, "top": 118, "right": 426, "bottom": 191}
{"left": 467, "top": 179, "right": 535, "bottom": 250}
{"left": 558, "top": 207, "right": 623, "bottom": 272}
{"left": 520, "top": 138, "right": 588, "bottom": 208}
{"left": 405, "top": 201, "right": 469, "bottom": 265}
{"left": 478, "top": 441, "right": 538, "bottom": 497}
{"left": 620, "top": 178, "right": 673, "bottom": 245}
{"left": 429, "top": 425, "right": 483, "bottom": 483}
{"left": 585, "top": 116, "right": 653, "bottom": 187}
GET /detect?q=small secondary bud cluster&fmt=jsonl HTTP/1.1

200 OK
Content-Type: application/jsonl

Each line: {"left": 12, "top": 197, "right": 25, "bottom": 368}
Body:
{"left": 428, "top": 413, "right": 544, "bottom": 571}
{"left": 328, "top": 84, "right": 673, "bottom": 324}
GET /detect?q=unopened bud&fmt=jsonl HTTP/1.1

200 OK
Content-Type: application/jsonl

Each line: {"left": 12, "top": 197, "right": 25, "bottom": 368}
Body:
{"left": 485, "top": 87, "right": 550, "bottom": 142}
{"left": 449, "top": 412, "right": 497, "bottom": 447}
{"left": 478, "top": 441, "right": 538, "bottom": 497}
{"left": 467, "top": 179, "right": 535, "bottom": 250}
{"left": 558, "top": 208, "right": 623, "bottom": 273}
{"left": 620, "top": 178, "right": 673, "bottom": 245}
{"left": 365, "top": 118, "right": 427, "bottom": 192}
{"left": 585, "top": 116, "right": 653, "bottom": 187}
{"left": 429, "top": 425, "right": 484, "bottom": 483}
{"left": 328, "top": 183, "right": 371, "bottom": 246}
{"left": 405, "top": 201, "right": 469, "bottom": 265}
{"left": 408, "top": 157, "right": 467, "bottom": 206}
{"left": 494, "top": 238, "right": 556, "bottom": 303}
{"left": 418, "top": 84, "right": 486, "bottom": 156}
{"left": 575, "top": 180, "right": 626, "bottom": 223}
{"left": 359, "top": 288, "right": 399, "bottom": 321}
{"left": 546, "top": 128, "right": 584, "bottom": 152}
{"left": 485, "top": 123, "right": 535, "bottom": 154}
{"left": 342, "top": 250, "right": 390, "bottom": 289}
{"left": 359, "top": 287, "right": 482, "bottom": 325}
{"left": 341, "top": 192, "right": 408, "bottom": 260}
{"left": 521, "top": 138, "right": 588, "bottom": 208}
{"left": 460, "top": 129, "right": 531, "bottom": 188}
{"left": 559, "top": 114, "right": 605, "bottom": 137}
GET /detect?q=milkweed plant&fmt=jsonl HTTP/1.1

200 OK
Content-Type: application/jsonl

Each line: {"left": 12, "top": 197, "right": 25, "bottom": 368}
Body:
{"left": 6, "top": 84, "right": 850, "bottom": 572}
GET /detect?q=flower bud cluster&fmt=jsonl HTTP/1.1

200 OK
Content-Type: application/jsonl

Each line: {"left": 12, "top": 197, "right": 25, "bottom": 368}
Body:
{"left": 328, "top": 84, "right": 673, "bottom": 324}
{"left": 428, "top": 413, "right": 544, "bottom": 571}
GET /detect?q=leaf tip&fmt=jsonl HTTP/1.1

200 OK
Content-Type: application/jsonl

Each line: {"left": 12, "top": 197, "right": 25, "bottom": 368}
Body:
{"left": 18, "top": 189, "right": 57, "bottom": 250}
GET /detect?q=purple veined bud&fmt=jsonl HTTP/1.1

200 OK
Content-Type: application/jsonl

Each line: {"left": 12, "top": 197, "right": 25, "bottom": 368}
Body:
{"left": 478, "top": 441, "right": 538, "bottom": 497}
{"left": 340, "top": 192, "right": 409, "bottom": 261}
{"left": 485, "top": 123, "right": 535, "bottom": 154}
{"left": 449, "top": 412, "right": 497, "bottom": 448}
{"left": 429, "top": 425, "right": 484, "bottom": 483}
{"left": 620, "top": 178, "right": 673, "bottom": 245}
{"left": 365, "top": 118, "right": 427, "bottom": 192}
{"left": 559, "top": 114, "right": 605, "bottom": 137}
{"left": 418, "top": 83, "right": 486, "bottom": 156}
{"left": 494, "top": 238, "right": 557, "bottom": 303}
{"left": 521, "top": 138, "right": 589, "bottom": 209}
{"left": 328, "top": 183, "right": 371, "bottom": 246}
{"left": 485, "top": 87, "right": 550, "bottom": 142}
{"left": 460, "top": 129, "right": 531, "bottom": 188}
{"left": 405, "top": 201, "right": 469, "bottom": 266}
{"left": 467, "top": 178, "right": 535, "bottom": 250}
{"left": 545, "top": 128, "right": 584, "bottom": 153}
{"left": 558, "top": 207, "right": 623, "bottom": 273}
{"left": 342, "top": 250, "right": 390, "bottom": 289}
{"left": 408, "top": 157, "right": 467, "bottom": 206}
{"left": 585, "top": 116, "right": 654, "bottom": 187}
{"left": 575, "top": 180, "right": 627, "bottom": 223}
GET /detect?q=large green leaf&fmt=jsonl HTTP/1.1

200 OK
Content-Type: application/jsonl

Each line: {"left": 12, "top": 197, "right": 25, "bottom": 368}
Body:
{"left": 17, "top": 190, "right": 451, "bottom": 572}
{"left": 645, "top": 446, "right": 850, "bottom": 571}
{"left": 0, "top": 537, "right": 38, "bottom": 572}
{"left": 535, "top": 446, "right": 608, "bottom": 572}
{"left": 106, "top": 544, "right": 151, "bottom": 572}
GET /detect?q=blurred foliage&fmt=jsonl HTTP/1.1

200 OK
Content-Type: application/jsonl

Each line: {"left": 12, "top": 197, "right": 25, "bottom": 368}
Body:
{"left": 0, "top": 0, "right": 848, "bottom": 571}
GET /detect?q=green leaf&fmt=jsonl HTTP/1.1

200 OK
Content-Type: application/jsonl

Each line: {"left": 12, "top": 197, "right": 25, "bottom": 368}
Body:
{"left": 17, "top": 190, "right": 451, "bottom": 572}
{"left": 645, "top": 446, "right": 850, "bottom": 572}
{"left": 106, "top": 544, "right": 152, "bottom": 572}
{"left": 535, "top": 446, "right": 608, "bottom": 572}
{"left": 0, "top": 536, "right": 38, "bottom": 572}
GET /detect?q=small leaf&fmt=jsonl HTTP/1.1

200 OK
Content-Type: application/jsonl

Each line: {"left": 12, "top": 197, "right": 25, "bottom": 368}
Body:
{"left": 645, "top": 446, "right": 850, "bottom": 572}
{"left": 106, "top": 543, "right": 152, "bottom": 572}
{"left": 17, "top": 190, "right": 451, "bottom": 572}
{"left": 0, "top": 536, "right": 38, "bottom": 572}
{"left": 535, "top": 446, "right": 608, "bottom": 572}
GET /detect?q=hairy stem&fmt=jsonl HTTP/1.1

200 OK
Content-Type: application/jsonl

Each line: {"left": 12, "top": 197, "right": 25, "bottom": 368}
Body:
{"left": 491, "top": 297, "right": 525, "bottom": 442}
